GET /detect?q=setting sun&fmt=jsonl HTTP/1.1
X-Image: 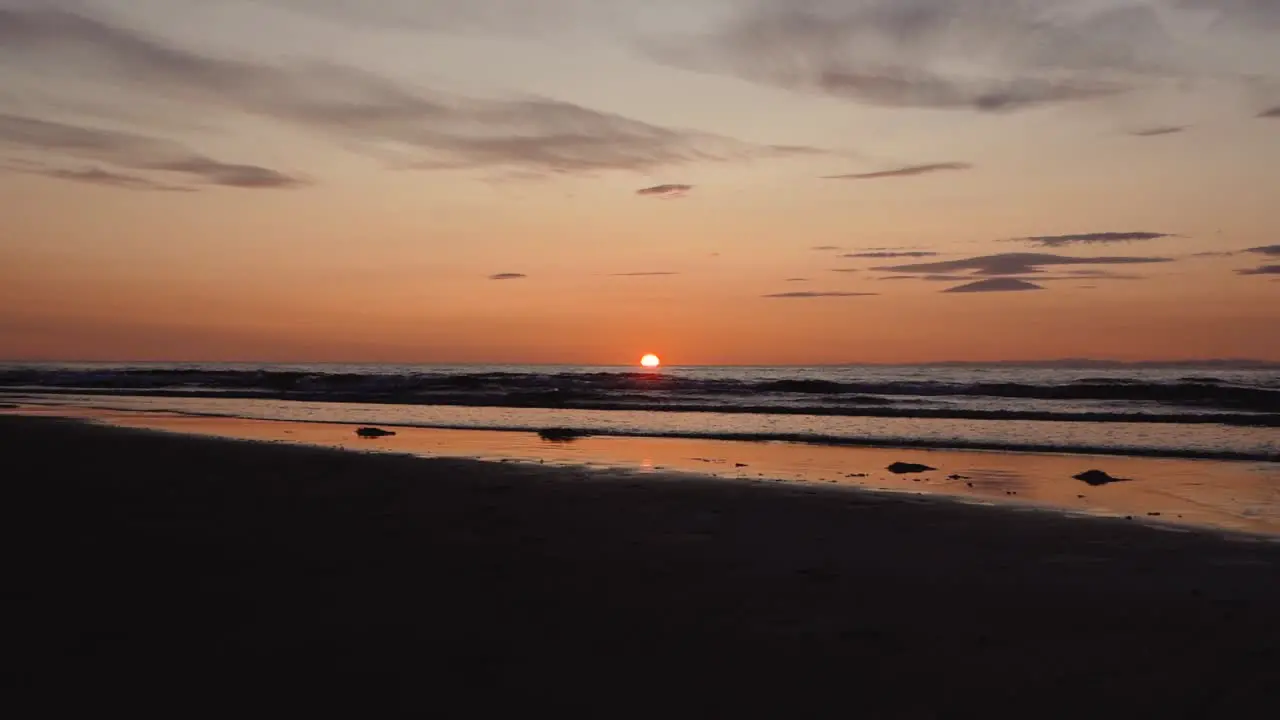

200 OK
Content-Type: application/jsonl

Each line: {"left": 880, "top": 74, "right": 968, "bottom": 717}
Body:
{"left": 640, "top": 354, "right": 661, "bottom": 368}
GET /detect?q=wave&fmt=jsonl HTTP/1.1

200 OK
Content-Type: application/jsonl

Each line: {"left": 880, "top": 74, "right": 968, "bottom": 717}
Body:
{"left": 2, "top": 366, "right": 1278, "bottom": 423}
{"left": 19, "top": 399, "right": 1276, "bottom": 462}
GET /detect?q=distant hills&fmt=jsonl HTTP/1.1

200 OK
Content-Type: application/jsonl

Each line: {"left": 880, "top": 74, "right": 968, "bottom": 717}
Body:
{"left": 846, "top": 359, "right": 1280, "bottom": 369}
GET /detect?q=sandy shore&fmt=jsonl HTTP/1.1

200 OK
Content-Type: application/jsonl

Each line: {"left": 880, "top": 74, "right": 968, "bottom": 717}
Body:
{"left": 8, "top": 414, "right": 1279, "bottom": 716}
{"left": 9, "top": 403, "right": 1279, "bottom": 535}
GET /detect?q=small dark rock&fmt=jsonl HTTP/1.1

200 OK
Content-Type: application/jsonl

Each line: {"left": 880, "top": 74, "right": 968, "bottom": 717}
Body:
{"left": 846, "top": 473, "right": 868, "bottom": 478}
{"left": 1147, "top": 512, "right": 1161, "bottom": 517}
{"left": 1073, "top": 469, "right": 1130, "bottom": 487}
{"left": 947, "top": 474, "right": 971, "bottom": 481}
{"left": 355, "top": 427, "right": 396, "bottom": 438}
{"left": 537, "top": 428, "right": 590, "bottom": 442}
{"left": 735, "top": 463, "right": 748, "bottom": 468}
{"left": 887, "top": 462, "right": 936, "bottom": 474}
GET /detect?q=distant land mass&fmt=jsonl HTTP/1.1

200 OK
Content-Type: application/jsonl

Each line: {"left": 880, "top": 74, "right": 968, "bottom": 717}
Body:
{"left": 844, "top": 359, "right": 1280, "bottom": 369}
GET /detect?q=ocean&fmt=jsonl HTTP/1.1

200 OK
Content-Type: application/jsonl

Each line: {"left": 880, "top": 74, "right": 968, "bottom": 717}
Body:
{"left": 2, "top": 361, "right": 1277, "bottom": 461}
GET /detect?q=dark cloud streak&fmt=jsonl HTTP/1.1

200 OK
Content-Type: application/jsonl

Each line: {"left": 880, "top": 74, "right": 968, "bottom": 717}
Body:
{"left": 763, "top": 291, "right": 877, "bottom": 298}
{"left": 944, "top": 278, "right": 1045, "bottom": 293}
{"left": 1129, "top": 126, "right": 1186, "bottom": 137}
{"left": 635, "top": 184, "right": 692, "bottom": 198}
{"left": 0, "top": 112, "right": 305, "bottom": 189}
{"left": 824, "top": 162, "right": 970, "bottom": 180}
{"left": 874, "top": 252, "right": 1173, "bottom": 276}
{"left": 13, "top": 165, "right": 191, "bottom": 192}
{"left": 1012, "top": 231, "right": 1172, "bottom": 248}
{"left": 844, "top": 251, "right": 938, "bottom": 258}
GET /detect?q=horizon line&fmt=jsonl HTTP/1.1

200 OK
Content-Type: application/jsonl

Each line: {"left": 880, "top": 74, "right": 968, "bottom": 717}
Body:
{"left": 3, "top": 358, "right": 1278, "bottom": 368}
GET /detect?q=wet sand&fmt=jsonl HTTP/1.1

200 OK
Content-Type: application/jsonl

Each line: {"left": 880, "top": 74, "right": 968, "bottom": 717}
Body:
{"left": 11, "top": 404, "right": 1280, "bottom": 535}
{"left": 7, "top": 414, "right": 1279, "bottom": 716}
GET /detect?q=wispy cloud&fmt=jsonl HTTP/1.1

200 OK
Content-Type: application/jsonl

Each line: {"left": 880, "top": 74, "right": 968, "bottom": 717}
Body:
{"left": 944, "top": 278, "right": 1045, "bottom": 293}
{"left": 1129, "top": 126, "right": 1186, "bottom": 137}
{"left": 878, "top": 274, "right": 969, "bottom": 281}
{"left": 829, "top": 268, "right": 861, "bottom": 273}
{"left": 785, "top": 278, "right": 811, "bottom": 282}
{"left": 5, "top": 164, "right": 190, "bottom": 192}
{"left": 1237, "top": 265, "right": 1280, "bottom": 275}
{"left": 824, "top": 162, "right": 970, "bottom": 180}
{"left": 1010, "top": 232, "right": 1173, "bottom": 248}
{"left": 636, "top": 184, "right": 692, "bottom": 198}
{"left": 610, "top": 271, "right": 680, "bottom": 276}
{"left": 1247, "top": 245, "right": 1280, "bottom": 256}
{"left": 763, "top": 291, "right": 878, "bottom": 298}
{"left": 645, "top": 1, "right": 1279, "bottom": 113}
{"left": 881, "top": 270, "right": 1141, "bottom": 283}
{"left": 811, "top": 246, "right": 841, "bottom": 251}
{"left": 1260, "top": 106, "right": 1280, "bottom": 118}
{"left": 489, "top": 273, "right": 527, "bottom": 280}
{"left": 844, "top": 251, "right": 938, "bottom": 258}
{"left": 873, "top": 252, "right": 1173, "bottom": 276}
{"left": 0, "top": 113, "right": 305, "bottom": 190}
{"left": 0, "top": 6, "right": 822, "bottom": 177}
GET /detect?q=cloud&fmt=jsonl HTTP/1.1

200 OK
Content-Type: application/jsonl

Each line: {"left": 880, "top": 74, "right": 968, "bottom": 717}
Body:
{"left": 944, "top": 278, "right": 1045, "bottom": 293}
{"left": 763, "top": 291, "right": 878, "bottom": 298}
{"left": 1129, "top": 126, "right": 1186, "bottom": 137}
{"left": 1260, "top": 106, "right": 1280, "bottom": 118}
{"left": 873, "top": 252, "right": 1173, "bottom": 276}
{"left": 646, "top": 1, "right": 1280, "bottom": 113}
{"left": 266, "top": 0, "right": 622, "bottom": 35}
{"left": 142, "top": 158, "right": 306, "bottom": 189}
{"left": 610, "top": 272, "right": 680, "bottom": 276}
{"left": 878, "top": 274, "right": 969, "bottom": 281}
{"left": 785, "top": 278, "right": 810, "bottom": 282}
{"left": 1011, "top": 231, "right": 1173, "bottom": 248}
{"left": 646, "top": 2, "right": 1146, "bottom": 113}
{"left": 881, "top": 270, "right": 1142, "bottom": 283}
{"left": 823, "top": 162, "right": 971, "bottom": 180}
{"left": 0, "top": 113, "right": 305, "bottom": 190}
{"left": 489, "top": 273, "right": 527, "bottom": 280}
{"left": 811, "top": 246, "right": 841, "bottom": 251}
{"left": 0, "top": 6, "right": 822, "bottom": 176}
{"left": 829, "top": 268, "right": 861, "bottom": 273}
{"left": 1247, "top": 245, "right": 1280, "bottom": 256}
{"left": 843, "top": 251, "right": 939, "bottom": 258}
{"left": 4, "top": 164, "right": 190, "bottom": 192}
{"left": 1237, "top": 265, "right": 1280, "bottom": 275}
{"left": 636, "top": 184, "right": 692, "bottom": 198}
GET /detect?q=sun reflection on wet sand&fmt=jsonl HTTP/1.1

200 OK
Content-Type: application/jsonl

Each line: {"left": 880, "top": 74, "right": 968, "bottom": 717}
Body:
{"left": 6, "top": 404, "right": 1278, "bottom": 537}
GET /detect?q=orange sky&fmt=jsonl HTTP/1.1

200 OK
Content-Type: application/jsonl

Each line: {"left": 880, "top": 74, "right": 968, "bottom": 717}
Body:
{"left": 1, "top": 1, "right": 1278, "bottom": 364}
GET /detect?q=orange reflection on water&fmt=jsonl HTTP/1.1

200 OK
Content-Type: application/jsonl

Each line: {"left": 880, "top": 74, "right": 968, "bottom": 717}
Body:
{"left": 6, "top": 404, "right": 1278, "bottom": 537}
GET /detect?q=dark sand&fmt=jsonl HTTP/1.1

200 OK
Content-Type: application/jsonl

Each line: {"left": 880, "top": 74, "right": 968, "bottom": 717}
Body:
{"left": 8, "top": 416, "right": 1279, "bottom": 717}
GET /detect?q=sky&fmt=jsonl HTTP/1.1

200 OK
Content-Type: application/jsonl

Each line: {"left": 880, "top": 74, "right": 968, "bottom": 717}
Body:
{"left": 1, "top": 0, "right": 1278, "bottom": 365}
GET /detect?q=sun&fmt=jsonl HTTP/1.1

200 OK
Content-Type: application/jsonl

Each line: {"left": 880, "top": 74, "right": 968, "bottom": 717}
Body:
{"left": 640, "top": 353, "right": 661, "bottom": 368}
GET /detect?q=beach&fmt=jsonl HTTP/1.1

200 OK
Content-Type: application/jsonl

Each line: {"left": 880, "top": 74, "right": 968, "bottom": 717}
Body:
{"left": 9, "top": 413, "right": 1279, "bottom": 716}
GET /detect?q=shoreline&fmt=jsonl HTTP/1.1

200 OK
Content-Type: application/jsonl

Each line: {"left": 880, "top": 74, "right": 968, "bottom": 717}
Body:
{"left": 7, "top": 393, "right": 1278, "bottom": 462}
{"left": 5, "top": 386, "right": 1278, "bottom": 426}
{"left": 8, "top": 404, "right": 1279, "bottom": 537}
{"left": 8, "top": 413, "right": 1279, "bottom": 714}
